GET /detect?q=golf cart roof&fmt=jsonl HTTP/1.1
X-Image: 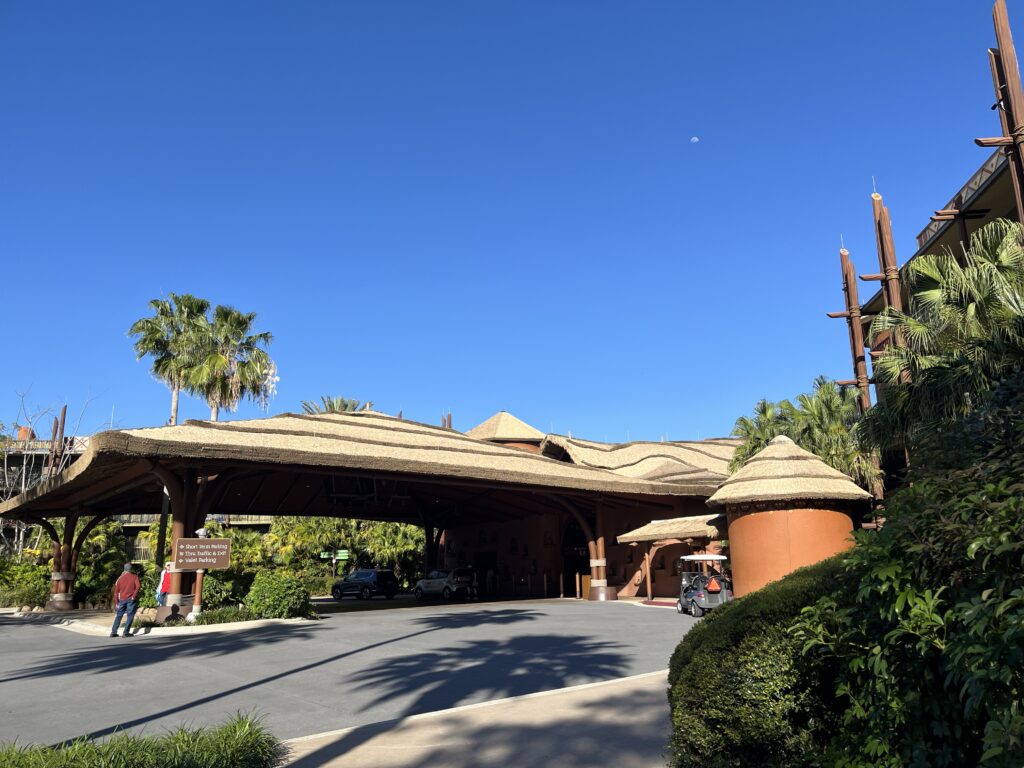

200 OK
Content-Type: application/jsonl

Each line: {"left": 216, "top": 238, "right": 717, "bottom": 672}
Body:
{"left": 679, "top": 554, "right": 728, "bottom": 561}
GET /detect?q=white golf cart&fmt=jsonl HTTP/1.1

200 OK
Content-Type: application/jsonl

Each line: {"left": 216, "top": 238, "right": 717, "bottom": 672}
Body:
{"left": 676, "top": 554, "right": 733, "bottom": 617}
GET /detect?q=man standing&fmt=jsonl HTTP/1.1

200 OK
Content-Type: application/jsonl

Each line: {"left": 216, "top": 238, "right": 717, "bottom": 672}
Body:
{"left": 110, "top": 563, "right": 141, "bottom": 638}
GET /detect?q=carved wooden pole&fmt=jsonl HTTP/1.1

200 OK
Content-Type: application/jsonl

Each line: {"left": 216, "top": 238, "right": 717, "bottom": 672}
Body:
{"left": 830, "top": 249, "right": 873, "bottom": 413}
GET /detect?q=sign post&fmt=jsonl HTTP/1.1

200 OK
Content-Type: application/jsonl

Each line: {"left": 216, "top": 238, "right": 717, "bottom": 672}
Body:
{"left": 174, "top": 536, "right": 231, "bottom": 620}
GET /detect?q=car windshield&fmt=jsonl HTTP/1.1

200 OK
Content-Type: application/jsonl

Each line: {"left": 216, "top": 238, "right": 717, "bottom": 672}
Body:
{"left": 347, "top": 570, "right": 375, "bottom": 580}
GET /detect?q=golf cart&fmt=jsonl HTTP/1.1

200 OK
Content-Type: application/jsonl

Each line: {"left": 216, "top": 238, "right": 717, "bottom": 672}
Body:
{"left": 676, "top": 554, "right": 733, "bottom": 617}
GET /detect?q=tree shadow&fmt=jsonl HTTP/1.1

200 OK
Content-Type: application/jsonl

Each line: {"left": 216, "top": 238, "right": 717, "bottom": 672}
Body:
{"left": 289, "top": 632, "right": 630, "bottom": 766}
{"left": 0, "top": 607, "right": 543, "bottom": 745}
{"left": 288, "top": 638, "right": 643, "bottom": 768}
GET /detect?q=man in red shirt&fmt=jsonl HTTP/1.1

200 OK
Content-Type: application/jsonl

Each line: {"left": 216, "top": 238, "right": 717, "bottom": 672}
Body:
{"left": 110, "top": 563, "right": 141, "bottom": 638}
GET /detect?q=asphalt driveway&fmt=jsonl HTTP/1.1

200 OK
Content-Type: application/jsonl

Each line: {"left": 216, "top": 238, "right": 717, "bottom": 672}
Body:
{"left": 0, "top": 600, "right": 696, "bottom": 746}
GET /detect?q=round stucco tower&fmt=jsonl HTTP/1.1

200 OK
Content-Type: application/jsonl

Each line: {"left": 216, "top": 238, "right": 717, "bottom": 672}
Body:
{"left": 706, "top": 436, "right": 871, "bottom": 597}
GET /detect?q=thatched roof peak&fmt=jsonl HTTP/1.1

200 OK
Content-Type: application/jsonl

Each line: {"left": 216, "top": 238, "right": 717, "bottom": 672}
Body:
{"left": 465, "top": 411, "right": 544, "bottom": 442}
{"left": 706, "top": 435, "right": 871, "bottom": 508}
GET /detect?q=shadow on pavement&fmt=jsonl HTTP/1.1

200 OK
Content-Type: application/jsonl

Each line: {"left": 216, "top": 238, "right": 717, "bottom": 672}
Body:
{"left": 289, "top": 632, "right": 629, "bottom": 766}
{"left": 4, "top": 608, "right": 541, "bottom": 745}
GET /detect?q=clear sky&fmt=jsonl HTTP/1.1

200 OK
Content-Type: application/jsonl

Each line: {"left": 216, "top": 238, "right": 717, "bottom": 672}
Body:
{"left": 0, "top": 1, "right": 1014, "bottom": 442}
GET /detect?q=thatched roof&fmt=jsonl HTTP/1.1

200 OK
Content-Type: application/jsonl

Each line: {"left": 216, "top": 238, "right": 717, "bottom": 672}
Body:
{"left": 706, "top": 436, "right": 872, "bottom": 507}
{"left": 0, "top": 411, "right": 711, "bottom": 519}
{"left": 539, "top": 434, "right": 739, "bottom": 495}
{"left": 465, "top": 411, "right": 544, "bottom": 442}
{"left": 616, "top": 514, "right": 722, "bottom": 544}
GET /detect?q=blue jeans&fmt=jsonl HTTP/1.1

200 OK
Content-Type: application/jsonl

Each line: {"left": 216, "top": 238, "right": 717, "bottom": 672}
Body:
{"left": 156, "top": 591, "right": 166, "bottom": 607}
{"left": 111, "top": 599, "right": 137, "bottom": 636}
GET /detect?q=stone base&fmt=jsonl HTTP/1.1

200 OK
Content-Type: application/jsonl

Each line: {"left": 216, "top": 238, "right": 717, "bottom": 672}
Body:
{"left": 587, "top": 585, "right": 619, "bottom": 601}
{"left": 45, "top": 598, "right": 74, "bottom": 611}
{"left": 155, "top": 605, "right": 187, "bottom": 625}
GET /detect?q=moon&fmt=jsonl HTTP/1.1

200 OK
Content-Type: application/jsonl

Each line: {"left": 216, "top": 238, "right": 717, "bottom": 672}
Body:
{"left": 690, "top": 136, "right": 700, "bottom": 144}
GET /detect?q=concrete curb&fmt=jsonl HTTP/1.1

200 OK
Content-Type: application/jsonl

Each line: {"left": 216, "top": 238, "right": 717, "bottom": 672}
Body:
{"left": 284, "top": 669, "right": 670, "bottom": 749}
{"left": 10, "top": 611, "right": 317, "bottom": 637}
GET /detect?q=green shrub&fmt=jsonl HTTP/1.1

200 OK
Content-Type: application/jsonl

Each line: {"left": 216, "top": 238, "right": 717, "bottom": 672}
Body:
{"left": 668, "top": 557, "right": 848, "bottom": 768}
{"left": 0, "top": 563, "right": 51, "bottom": 608}
{"left": 192, "top": 606, "right": 254, "bottom": 626}
{"left": 203, "top": 568, "right": 254, "bottom": 609}
{"left": 0, "top": 713, "right": 285, "bottom": 767}
{"left": 244, "top": 571, "right": 313, "bottom": 619}
{"left": 794, "top": 372, "right": 1024, "bottom": 767}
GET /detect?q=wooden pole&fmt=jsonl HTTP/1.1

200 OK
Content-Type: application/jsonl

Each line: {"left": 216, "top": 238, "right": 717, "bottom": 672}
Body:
{"left": 840, "top": 249, "right": 872, "bottom": 413}
{"left": 871, "top": 193, "right": 904, "bottom": 314}
{"left": 988, "top": 45, "right": 1024, "bottom": 219}
{"left": 645, "top": 549, "right": 653, "bottom": 602}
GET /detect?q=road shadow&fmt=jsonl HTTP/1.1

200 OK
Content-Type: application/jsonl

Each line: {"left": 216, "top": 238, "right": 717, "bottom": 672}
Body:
{"left": 9, "top": 607, "right": 541, "bottom": 745}
{"left": 0, "top": 619, "right": 325, "bottom": 683}
{"left": 289, "top": 632, "right": 629, "bottom": 766}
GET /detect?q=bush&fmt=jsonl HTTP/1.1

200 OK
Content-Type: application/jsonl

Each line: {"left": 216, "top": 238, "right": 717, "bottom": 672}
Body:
{"left": 192, "top": 606, "right": 254, "bottom": 626}
{"left": 668, "top": 557, "right": 848, "bottom": 768}
{"left": 244, "top": 571, "right": 313, "bottom": 619}
{"left": 794, "top": 372, "right": 1024, "bottom": 767}
{"left": 0, "top": 713, "right": 286, "bottom": 767}
{"left": 0, "top": 562, "right": 51, "bottom": 608}
{"left": 203, "top": 568, "right": 254, "bottom": 609}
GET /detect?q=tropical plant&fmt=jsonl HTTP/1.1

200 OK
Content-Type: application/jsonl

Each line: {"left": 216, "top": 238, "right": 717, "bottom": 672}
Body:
{"left": 864, "top": 218, "right": 1024, "bottom": 450}
{"left": 300, "top": 395, "right": 368, "bottom": 414}
{"left": 794, "top": 370, "right": 1024, "bottom": 767}
{"left": 128, "top": 293, "right": 210, "bottom": 426}
{"left": 730, "top": 377, "right": 880, "bottom": 491}
{"left": 245, "top": 571, "right": 314, "bottom": 619}
{"left": 188, "top": 305, "right": 277, "bottom": 421}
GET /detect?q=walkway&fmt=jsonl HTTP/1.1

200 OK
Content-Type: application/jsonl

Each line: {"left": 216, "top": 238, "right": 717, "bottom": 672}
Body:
{"left": 285, "top": 670, "right": 671, "bottom": 767}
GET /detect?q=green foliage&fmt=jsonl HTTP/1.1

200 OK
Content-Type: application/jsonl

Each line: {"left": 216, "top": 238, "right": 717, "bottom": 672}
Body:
{"left": 668, "top": 558, "right": 848, "bottom": 768}
{"left": 794, "top": 370, "right": 1024, "bottom": 767}
{"left": 136, "top": 565, "right": 159, "bottom": 610}
{"left": 244, "top": 571, "right": 314, "bottom": 619}
{"left": 864, "top": 219, "right": 1024, "bottom": 451}
{"left": 730, "top": 376, "right": 880, "bottom": 491}
{"left": 71, "top": 519, "right": 129, "bottom": 606}
{"left": 300, "top": 395, "right": 366, "bottom": 414}
{"left": 0, "top": 562, "right": 50, "bottom": 608}
{"left": 0, "top": 713, "right": 285, "bottom": 767}
{"left": 202, "top": 568, "right": 253, "bottom": 609}
{"left": 192, "top": 606, "right": 254, "bottom": 626}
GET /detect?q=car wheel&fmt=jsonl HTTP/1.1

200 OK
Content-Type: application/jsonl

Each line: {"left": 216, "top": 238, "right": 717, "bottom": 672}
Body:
{"left": 361, "top": 586, "right": 372, "bottom": 600}
{"left": 442, "top": 587, "right": 452, "bottom": 600}
{"left": 414, "top": 587, "right": 424, "bottom": 601}
{"left": 332, "top": 586, "right": 343, "bottom": 601}
{"left": 676, "top": 600, "right": 685, "bottom": 614}
{"left": 691, "top": 601, "right": 704, "bottom": 618}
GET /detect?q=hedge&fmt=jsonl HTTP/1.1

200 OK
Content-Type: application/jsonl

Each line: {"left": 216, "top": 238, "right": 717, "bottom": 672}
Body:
{"left": 244, "top": 571, "right": 314, "bottom": 619}
{"left": 668, "top": 557, "right": 850, "bottom": 768}
{"left": 0, "top": 714, "right": 286, "bottom": 767}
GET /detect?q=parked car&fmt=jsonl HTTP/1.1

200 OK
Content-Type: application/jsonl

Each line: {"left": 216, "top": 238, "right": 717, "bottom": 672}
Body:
{"left": 676, "top": 554, "right": 733, "bottom": 617}
{"left": 413, "top": 567, "right": 474, "bottom": 600}
{"left": 331, "top": 569, "right": 398, "bottom": 601}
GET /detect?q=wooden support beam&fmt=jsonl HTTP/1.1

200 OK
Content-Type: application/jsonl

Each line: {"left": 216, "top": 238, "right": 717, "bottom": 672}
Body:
{"left": 975, "top": 136, "right": 1014, "bottom": 146}
{"left": 986, "top": 1, "right": 1024, "bottom": 220}
{"left": 839, "top": 248, "right": 873, "bottom": 413}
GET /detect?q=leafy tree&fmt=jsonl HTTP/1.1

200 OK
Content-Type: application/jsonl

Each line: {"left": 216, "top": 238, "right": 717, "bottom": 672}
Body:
{"left": 188, "top": 305, "right": 277, "bottom": 421}
{"left": 128, "top": 293, "right": 210, "bottom": 426}
{"left": 300, "top": 396, "right": 368, "bottom": 414}
{"left": 730, "top": 377, "right": 880, "bottom": 491}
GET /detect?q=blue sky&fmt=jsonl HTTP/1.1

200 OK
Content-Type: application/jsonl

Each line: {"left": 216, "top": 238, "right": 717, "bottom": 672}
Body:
{"left": 0, "top": 1, "right": 1012, "bottom": 441}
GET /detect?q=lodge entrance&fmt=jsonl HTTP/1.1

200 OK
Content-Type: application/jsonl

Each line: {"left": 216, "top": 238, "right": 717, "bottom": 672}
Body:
{"left": 561, "top": 518, "right": 589, "bottom": 597}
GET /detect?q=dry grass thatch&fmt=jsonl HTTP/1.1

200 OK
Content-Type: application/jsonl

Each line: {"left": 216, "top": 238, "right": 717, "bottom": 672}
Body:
{"left": 465, "top": 411, "right": 544, "bottom": 442}
{"left": 706, "top": 436, "right": 872, "bottom": 507}
{"left": 616, "top": 514, "right": 722, "bottom": 544}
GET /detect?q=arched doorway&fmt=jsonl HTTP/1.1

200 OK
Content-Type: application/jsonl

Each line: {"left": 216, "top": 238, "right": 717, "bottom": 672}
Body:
{"left": 561, "top": 518, "right": 589, "bottom": 597}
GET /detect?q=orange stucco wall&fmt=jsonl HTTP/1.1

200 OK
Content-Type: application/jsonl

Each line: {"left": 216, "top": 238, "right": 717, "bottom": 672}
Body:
{"left": 726, "top": 506, "right": 855, "bottom": 597}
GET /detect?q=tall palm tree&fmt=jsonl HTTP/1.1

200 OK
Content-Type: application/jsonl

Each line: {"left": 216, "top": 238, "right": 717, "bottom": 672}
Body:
{"left": 300, "top": 396, "right": 370, "bottom": 415}
{"left": 128, "top": 293, "right": 210, "bottom": 425}
{"left": 188, "top": 305, "right": 276, "bottom": 421}
{"left": 864, "top": 218, "right": 1024, "bottom": 449}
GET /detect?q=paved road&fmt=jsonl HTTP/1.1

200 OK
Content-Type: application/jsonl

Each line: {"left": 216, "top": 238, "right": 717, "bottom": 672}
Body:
{"left": 0, "top": 600, "right": 695, "bottom": 746}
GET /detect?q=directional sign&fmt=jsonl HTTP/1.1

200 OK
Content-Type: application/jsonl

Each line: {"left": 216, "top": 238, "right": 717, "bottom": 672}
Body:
{"left": 174, "top": 538, "right": 231, "bottom": 571}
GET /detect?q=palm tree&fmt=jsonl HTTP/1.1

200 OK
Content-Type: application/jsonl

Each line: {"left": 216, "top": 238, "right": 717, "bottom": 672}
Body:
{"left": 864, "top": 218, "right": 1024, "bottom": 449}
{"left": 730, "top": 378, "right": 880, "bottom": 491}
{"left": 128, "top": 293, "right": 210, "bottom": 425}
{"left": 188, "top": 305, "right": 276, "bottom": 421}
{"left": 300, "top": 396, "right": 371, "bottom": 415}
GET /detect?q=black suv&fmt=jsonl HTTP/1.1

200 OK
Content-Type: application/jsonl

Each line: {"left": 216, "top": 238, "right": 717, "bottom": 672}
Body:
{"left": 331, "top": 569, "right": 399, "bottom": 601}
